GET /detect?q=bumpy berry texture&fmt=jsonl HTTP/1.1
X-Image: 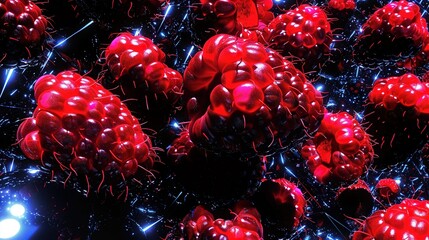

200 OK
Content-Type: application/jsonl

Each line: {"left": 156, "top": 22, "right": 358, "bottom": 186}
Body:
{"left": 364, "top": 73, "right": 429, "bottom": 166}
{"left": 328, "top": 0, "right": 355, "bottom": 11}
{"left": 301, "top": 112, "right": 374, "bottom": 184}
{"left": 17, "top": 71, "right": 156, "bottom": 186}
{"left": 261, "top": 4, "right": 332, "bottom": 70}
{"left": 336, "top": 179, "right": 374, "bottom": 217}
{"left": 253, "top": 178, "right": 305, "bottom": 231}
{"left": 0, "top": 0, "right": 47, "bottom": 60}
{"left": 353, "top": 198, "right": 429, "bottom": 240}
{"left": 181, "top": 205, "right": 263, "bottom": 239}
{"left": 184, "top": 34, "right": 324, "bottom": 155}
{"left": 375, "top": 178, "right": 400, "bottom": 199}
{"left": 104, "top": 33, "right": 183, "bottom": 130}
{"left": 192, "top": 0, "right": 273, "bottom": 43}
{"left": 167, "top": 129, "right": 263, "bottom": 197}
{"left": 355, "top": 0, "right": 429, "bottom": 63}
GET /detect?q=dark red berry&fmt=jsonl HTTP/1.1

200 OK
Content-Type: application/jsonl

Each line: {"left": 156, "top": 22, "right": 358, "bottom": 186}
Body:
{"left": 184, "top": 34, "right": 324, "bottom": 155}
{"left": 301, "top": 112, "right": 374, "bottom": 184}
{"left": 17, "top": 71, "right": 156, "bottom": 187}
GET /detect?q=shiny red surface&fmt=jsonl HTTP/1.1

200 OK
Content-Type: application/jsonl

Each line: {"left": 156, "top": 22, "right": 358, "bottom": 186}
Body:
{"left": 17, "top": 71, "right": 155, "bottom": 179}
{"left": 301, "top": 112, "right": 374, "bottom": 184}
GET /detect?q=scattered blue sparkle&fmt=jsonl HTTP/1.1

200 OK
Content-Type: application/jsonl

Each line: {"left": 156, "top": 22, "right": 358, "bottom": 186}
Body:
{"left": 0, "top": 68, "right": 15, "bottom": 99}
{"left": 316, "top": 84, "right": 324, "bottom": 92}
{"left": 27, "top": 168, "right": 40, "bottom": 174}
{"left": 134, "top": 28, "right": 142, "bottom": 36}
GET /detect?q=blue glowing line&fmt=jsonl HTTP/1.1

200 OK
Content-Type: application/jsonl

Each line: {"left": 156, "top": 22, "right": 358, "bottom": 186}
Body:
{"left": 142, "top": 218, "right": 163, "bottom": 232}
{"left": 0, "top": 68, "right": 15, "bottom": 98}
{"left": 9, "top": 159, "right": 14, "bottom": 172}
{"left": 158, "top": 4, "right": 172, "bottom": 31}
{"left": 53, "top": 20, "right": 94, "bottom": 48}
{"left": 184, "top": 45, "right": 195, "bottom": 64}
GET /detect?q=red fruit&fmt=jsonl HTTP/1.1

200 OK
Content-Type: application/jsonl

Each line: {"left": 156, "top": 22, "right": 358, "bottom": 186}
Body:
{"left": 0, "top": 0, "right": 47, "bottom": 45}
{"left": 301, "top": 112, "right": 374, "bottom": 184}
{"left": 363, "top": 0, "right": 428, "bottom": 44}
{"left": 105, "top": 33, "right": 182, "bottom": 94}
{"left": 368, "top": 74, "right": 429, "bottom": 114}
{"left": 104, "top": 33, "right": 183, "bottom": 130}
{"left": 184, "top": 34, "right": 324, "bottom": 155}
{"left": 353, "top": 198, "right": 429, "bottom": 240}
{"left": 253, "top": 178, "right": 306, "bottom": 230}
{"left": 181, "top": 205, "right": 263, "bottom": 240}
{"left": 376, "top": 178, "right": 400, "bottom": 199}
{"left": 336, "top": 179, "right": 374, "bottom": 217}
{"left": 17, "top": 71, "right": 156, "bottom": 187}
{"left": 262, "top": 4, "right": 332, "bottom": 67}
{"left": 328, "top": 0, "right": 355, "bottom": 11}
{"left": 355, "top": 0, "right": 429, "bottom": 62}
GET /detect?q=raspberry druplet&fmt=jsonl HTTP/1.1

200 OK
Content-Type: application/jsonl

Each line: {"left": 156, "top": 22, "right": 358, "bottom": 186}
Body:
{"left": 262, "top": 4, "right": 332, "bottom": 70}
{"left": 104, "top": 32, "right": 183, "bottom": 130}
{"left": 364, "top": 73, "right": 429, "bottom": 166}
{"left": 352, "top": 199, "right": 429, "bottom": 240}
{"left": 375, "top": 178, "right": 400, "bottom": 200}
{"left": 301, "top": 112, "right": 374, "bottom": 184}
{"left": 17, "top": 71, "right": 156, "bottom": 194}
{"left": 184, "top": 34, "right": 324, "bottom": 155}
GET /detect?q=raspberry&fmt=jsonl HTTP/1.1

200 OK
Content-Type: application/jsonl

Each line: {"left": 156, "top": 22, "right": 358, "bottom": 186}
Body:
{"left": 375, "top": 178, "right": 400, "bottom": 200}
{"left": 328, "top": 0, "right": 355, "bottom": 11}
{"left": 167, "top": 129, "right": 263, "bottom": 197}
{"left": 364, "top": 73, "right": 429, "bottom": 166}
{"left": 355, "top": 0, "right": 429, "bottom": 62}
{"left": 0, "top": 0, "right": 47, "bottom": 60}
{"left": 336, "top": 179, "right": 374, "bottom": 217}
{"left": 16, "top": 71, "right": 156, "bottom": 191}
{"left": 352, "top": 199, "right": 429, "bottom": 240}
{"left": 192, "top": 0, "right": 270, "bottom": 42}
{"left": 184, "top": 34, "right": 324, "bottom": 155}
{"left": 181, "top": 205, "right": 263, "bottom": 239}
{"left": 253, "top": 178, "right": 305, "bottom": 231}
{"left": 104, "top": 32, "right": 183, "bottom": 130}
{"left": 262, "top": 4, "right": 332, "bottom": 70}
{"left": 301, "top": 112, "right": 374, "bottom": 184}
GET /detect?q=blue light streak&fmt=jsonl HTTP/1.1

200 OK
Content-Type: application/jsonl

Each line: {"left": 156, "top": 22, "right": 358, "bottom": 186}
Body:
{"left": 0, "top": 68, "right": 15, "bottom": 98}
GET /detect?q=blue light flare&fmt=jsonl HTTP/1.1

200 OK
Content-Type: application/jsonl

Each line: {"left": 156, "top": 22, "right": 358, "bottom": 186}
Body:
{"left": 0, "top": 68, "right": 15, "bottom": 99}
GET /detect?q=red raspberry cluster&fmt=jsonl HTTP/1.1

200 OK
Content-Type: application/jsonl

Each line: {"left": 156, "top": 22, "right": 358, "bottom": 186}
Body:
{"left": 184, "top": 34, "right": 324, "bottom": 155}
{"left": 301, "top": 112, "right": 374, "bottom": 184}
{"left": 356, "top": 0, "right": 429, "bottom": 62}
{"left": 353, "top": 198, "right": 429, "bottom": 239}
{"left": 17, "top": 71, "right": 156, "bottom": 185}
{"left": 262, "top": 4, "right": 332, "bottom": 67}
{"left": 253, "top": 178, "right": 305, "bottom": 230}
{"left": 105, "top": 33, "right": 182, "bottom": 95}
{"left": 198, "top": 0, "right": 259, "bottom": 36}
{"left": 181, "top": 205, "right": 263, "bottom": 239}
{"left": 364, "top": 0, "right": 428, "bottom": 44}
{"left": 368, "top": 73, "right": 429, "bottom": 114}
{"left": 0, "top": 0, "right": 47, "bottom": 45}
{"left": 328, "top": 0, "right": 355, "bottom": 11}
{"left": 364, "top": 73, "right": 429, "bottom": 166}
{"left": 104, "top": 33, "right": 183, "bottom": 130}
